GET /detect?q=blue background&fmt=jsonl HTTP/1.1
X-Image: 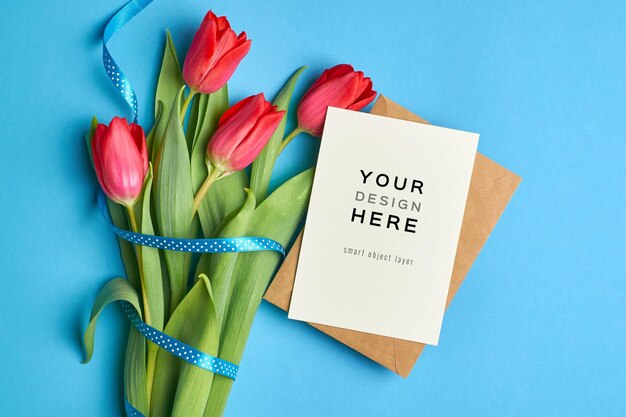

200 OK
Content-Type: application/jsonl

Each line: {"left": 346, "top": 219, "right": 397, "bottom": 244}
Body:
{"left": 1, "top": 0, "right": 625, "bottom": 415}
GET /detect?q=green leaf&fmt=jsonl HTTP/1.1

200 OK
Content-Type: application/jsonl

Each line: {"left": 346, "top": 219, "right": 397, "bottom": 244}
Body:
{"left": 151, "top": 101, "right": 168, "bottom": 169}
{"left": 80, "top": 277, "right": 147, "bottom": 414}
{"left": 82, "top": 278, "right": 142, "bottom": 364}
{"left": 84, "top": 116, "right": 98, "bottom": 164}
{"left": 156, "top": 31, "right": 184, "bottom": 118}
{"left": 250, "top": 66, "right": 307, "bottom": 203}
{"left": 84, "top": 118, "right": 141, "bottom": 290}
{"left": 154, "top": 88, "right": 194, "bottom": 312}
{"left": 198, "top": 172, "right": 248, "bottom": 238}
{"left": 150, "top": 275, "right": 219, "bottom": 417}
{"left": 190, "top": 86, "right": 226, "bottom": 160}
{"left": 124, "top": 327, "right": 149, "bottom": 416}
{"left": 207, "top": 189, "right": 255, "bottom": 327}
{"left": 138, "top": 165, "right": 166, "bottom": 402}
{"left": 139, "top": 165, "right": 165, "bottom": 330}
{"left": 153, "top": 30, "right": 185, "bottom": 162}
{"left": 108, "top": 202, "right": 142, "bottom": 290}
{"left": 147, "top": 100, "right": 164, "bottom": 158}
{"left": 204, "top": 168, "right": 314, "bottom": 417}
{"left": 185, "top": 94, "right": 202, "bottom": 155}
{"left": 194, "top": 191, "right": 251, "bottom": 290}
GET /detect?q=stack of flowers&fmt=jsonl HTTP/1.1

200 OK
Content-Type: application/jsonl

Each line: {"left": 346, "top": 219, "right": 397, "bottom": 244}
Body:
{"left": 82, "top": 9, "right": 375, "bottom": 417}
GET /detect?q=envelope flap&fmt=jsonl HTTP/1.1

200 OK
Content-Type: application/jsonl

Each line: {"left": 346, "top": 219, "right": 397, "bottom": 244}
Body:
{"left": 371, "top": 95, "right": 429, "bottom": 124}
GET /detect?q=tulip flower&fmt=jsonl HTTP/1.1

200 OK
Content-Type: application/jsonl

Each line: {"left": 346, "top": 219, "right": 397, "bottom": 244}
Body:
{"left": 91, "top": 117, "right": 148, "bottom": 208}
{"left": 276, "top": 64, "right": 376, "bottom": 155}
{"left": 191, "top": 93, "right": 285, "bottom": 215}
{"left": 296, "top": 64, "right": 376, "bottom": 137}
{"left": 182, "top": 11, "right": 251, "bottom": 95}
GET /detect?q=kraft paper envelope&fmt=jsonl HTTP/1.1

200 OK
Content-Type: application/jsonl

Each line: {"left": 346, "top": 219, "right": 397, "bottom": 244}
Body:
{"left": 264, "top": 95, "right": 521, "bottom": 377}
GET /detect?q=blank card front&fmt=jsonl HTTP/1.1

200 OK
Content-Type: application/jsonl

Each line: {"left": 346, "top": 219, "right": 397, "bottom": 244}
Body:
{"left": 288, "top": 107, "right": 478, "bottom": 345}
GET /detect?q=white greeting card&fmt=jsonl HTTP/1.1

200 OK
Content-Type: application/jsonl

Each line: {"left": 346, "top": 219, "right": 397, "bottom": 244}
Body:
{"left": 288, "top": 107, "right": 479, "bottom": 345}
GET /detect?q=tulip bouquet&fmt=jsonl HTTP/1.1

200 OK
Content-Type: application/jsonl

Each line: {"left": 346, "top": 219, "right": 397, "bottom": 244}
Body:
{"left": 81, "top": 9, "right": 375, "bottom": 417}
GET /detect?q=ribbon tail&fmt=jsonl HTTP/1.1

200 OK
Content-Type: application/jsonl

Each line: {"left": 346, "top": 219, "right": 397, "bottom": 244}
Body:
{"left": 102, "top": 0, "right": 155, "bottom": 123}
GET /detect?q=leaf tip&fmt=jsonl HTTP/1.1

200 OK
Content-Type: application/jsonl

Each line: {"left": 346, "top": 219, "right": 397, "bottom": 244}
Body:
{"left": 197, "top": 273, "right": 214, "bottom": 297}
{"left": 81, "top": 344, "right": 93, "bottom": 364}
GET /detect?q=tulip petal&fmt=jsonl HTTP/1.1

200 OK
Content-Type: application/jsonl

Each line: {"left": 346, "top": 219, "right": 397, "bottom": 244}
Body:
{"left": 100, "top": 118, "right": 146, "bottom": 205}
{"left": 196, "top": 38, "right": 251, "bottom": 94}
{"left": 207, "top": 94, "right": 265, "bottom": 168}
{"left": 300, "top": 64, "right": 355, "bottom": 103}
{"left": 218, "top": 93, "right": 256, "bottom": 126}
{"left": 203, "top": 27, "right": 238, "bottom": 75}
{"left": 215, "top": 14, "right": 231, "bottom": 32}
{"left": 183, "top": 11, "right": 219, "bottom": 89}
{"left": 228, "top": 109, "right": 285, "bottom": 171}
{"left": 347, "top": 78, "right": 376, "bottom": 111}
{"left": 129, "top": 123, "right": 149, "bottom": 173}
{"left": 297, "top": 72, "right": 361, "bottom": 135}
{"left": 313, "top": 72, "right": 361, "bottom": 108}
{"left": 201, "top": 11, "right": 221, "bottom": 59}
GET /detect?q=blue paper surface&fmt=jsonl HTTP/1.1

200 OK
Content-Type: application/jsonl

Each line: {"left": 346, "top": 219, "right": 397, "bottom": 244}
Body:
{"left": 0, "top": 0, "right": 625, "bottom": 415}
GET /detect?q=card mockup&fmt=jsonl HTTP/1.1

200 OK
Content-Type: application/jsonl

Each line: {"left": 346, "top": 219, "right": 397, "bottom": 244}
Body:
{"left": 288, "top": 107, "right": 479, "bottom": 345}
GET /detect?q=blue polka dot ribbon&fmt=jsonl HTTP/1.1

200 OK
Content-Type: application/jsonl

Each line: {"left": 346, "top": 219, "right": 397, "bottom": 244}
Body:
{"left": 103, "top": 0, "right": 155, "bottom": 123}
{"left": 99, "top": 191, "right": 286, "bottom": 256}
{"left": 120, "top": 301, "right": 239, "bottom": 379}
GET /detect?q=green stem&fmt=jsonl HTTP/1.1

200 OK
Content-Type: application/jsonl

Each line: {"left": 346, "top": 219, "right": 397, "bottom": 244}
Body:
{"left": 277, "top": 127, "right": 304, "bottom": 155}
{"left": 126, "top": 206, "right": 151, "bottom": 324}
{"left": 191, "top": 168, "right": 222, "bottom": 217}
{"left": 125, "top": 205, "right": 156, "bottom": 404}
{"left": 180, "top": 89, "right": 197, "bottom": 121}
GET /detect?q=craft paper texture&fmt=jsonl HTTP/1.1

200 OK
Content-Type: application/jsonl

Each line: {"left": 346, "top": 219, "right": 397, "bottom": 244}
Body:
{"left": 264, "top": 96, "right": 521, "bottom": 376}
{"left": 287, "top": 107, "right": 478, "bottom": 345}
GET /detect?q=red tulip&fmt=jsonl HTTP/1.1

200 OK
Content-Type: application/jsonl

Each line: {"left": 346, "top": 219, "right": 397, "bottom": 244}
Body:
{"left": 297, "top": 64, "right": 376, "bottom": 136}
{"left": 91, "top": 117, "right": 148, "bottom": 206}
{"left": 183, "top": 11, "right": 251, "bottom": 94}
{"left": 207, "top": 93, "right": 285, "bottom": 173}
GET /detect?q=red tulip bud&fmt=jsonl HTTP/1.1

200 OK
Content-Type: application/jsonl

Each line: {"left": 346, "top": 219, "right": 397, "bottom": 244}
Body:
{"left": 297, "top": 64, "right": 376, "bottom": 136}
{"left": 91, "top": 117, "right": 148, "bottom": 206}
{"left": 207, "top": 93, "right": 285, "bottom": 173}
{"left": 183, "top": 11, "right": 251, "bottom": 94}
